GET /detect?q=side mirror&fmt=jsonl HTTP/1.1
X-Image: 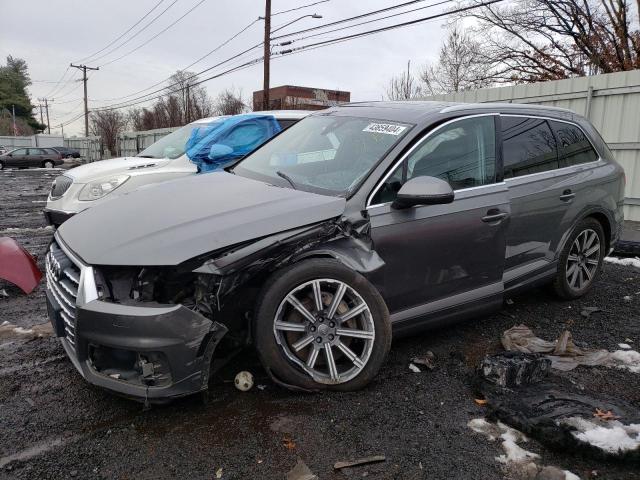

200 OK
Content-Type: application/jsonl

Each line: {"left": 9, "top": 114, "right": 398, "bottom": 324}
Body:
{"left": 391, "top": 176, "right": 454, "bottom": 209}
{"left": 208, "top": 143, "right": 234, "bottom": 161}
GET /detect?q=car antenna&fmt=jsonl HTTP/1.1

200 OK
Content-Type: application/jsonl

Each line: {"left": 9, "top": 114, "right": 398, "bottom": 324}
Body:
{"left": 276, "top": 170, "right": 297, "bottom": 190}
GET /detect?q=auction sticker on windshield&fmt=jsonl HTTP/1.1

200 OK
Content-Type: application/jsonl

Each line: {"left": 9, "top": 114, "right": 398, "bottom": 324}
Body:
{"left": 363, "top": 123, "right": 407, "bottom": 135}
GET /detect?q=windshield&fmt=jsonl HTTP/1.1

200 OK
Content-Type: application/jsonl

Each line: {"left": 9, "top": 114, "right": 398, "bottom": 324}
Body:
{"left": 136, "top": 119, "right": 224, "bottom": 159}
{"left": 233, "top": 115, "right": 412, "bottom": 195}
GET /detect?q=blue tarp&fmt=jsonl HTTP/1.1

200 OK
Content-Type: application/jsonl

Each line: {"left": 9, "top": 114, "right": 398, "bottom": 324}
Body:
{"left": 185, "top": 114, "right": 282, "bottom": 173}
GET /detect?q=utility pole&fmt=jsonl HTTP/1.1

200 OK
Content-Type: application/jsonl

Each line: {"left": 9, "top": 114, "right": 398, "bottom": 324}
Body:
{"left": 11, "top": 105, "right": 17, "bottom": 136}
{"left": 262, "top": 0, "right": 271, "bottom": 111}
{"left": 70, "top": 63, "right": 99, "bottom": 137}
{"left": 38, "top": 104, "right": 44, "bottom": 125}
{"left": 185, "top": 83, "right": 190, "bottom": 123}
{"left": 39, "top": 98, "right": 53, "bottom": 134}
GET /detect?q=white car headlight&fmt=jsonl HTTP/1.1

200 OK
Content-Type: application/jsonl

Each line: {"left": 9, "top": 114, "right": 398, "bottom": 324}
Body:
{"left": 78, "top": 175, "right": 130, "bottom": 201}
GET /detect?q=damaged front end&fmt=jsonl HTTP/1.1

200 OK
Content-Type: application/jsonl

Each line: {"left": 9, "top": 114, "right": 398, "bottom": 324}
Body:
{"left": 47, "top": 215, "right": 383, "bottom": 402}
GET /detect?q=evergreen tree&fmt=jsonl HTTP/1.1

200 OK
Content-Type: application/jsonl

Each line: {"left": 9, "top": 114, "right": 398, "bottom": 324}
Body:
{"left": 0, "top": 56, "right": 44, "bottom": 135}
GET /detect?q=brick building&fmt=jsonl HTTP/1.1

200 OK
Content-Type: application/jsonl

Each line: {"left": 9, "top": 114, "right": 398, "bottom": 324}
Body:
{"left": 253, "top": 85, "right": 350, "bottom": 111}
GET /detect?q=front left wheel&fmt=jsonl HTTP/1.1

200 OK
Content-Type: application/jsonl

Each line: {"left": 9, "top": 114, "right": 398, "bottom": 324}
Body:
{"left": 254, "top": 259, "right": 391, "bottom": 391}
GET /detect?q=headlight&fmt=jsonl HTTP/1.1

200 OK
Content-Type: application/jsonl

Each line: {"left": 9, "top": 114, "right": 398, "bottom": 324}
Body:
{"left": 78, "top": 175, "right": 130, "bottom": 201}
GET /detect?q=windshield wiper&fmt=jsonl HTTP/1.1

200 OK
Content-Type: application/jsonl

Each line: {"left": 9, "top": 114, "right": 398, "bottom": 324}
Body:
{"left": 136, "top": 155, "right": 155, "bottom": 158}
{"left": 276, "top": 170, "right": 298, "bottom": 190}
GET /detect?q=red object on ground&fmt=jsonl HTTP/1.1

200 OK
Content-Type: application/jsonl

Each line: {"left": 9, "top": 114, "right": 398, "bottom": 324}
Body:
{"left": 0, "top": 237, "right": 43, "bottom": 294}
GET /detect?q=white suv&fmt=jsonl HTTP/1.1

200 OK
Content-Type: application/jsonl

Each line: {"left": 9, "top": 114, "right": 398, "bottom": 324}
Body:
{"left": 44, "top": 111, "right": 310, "bottom": 226}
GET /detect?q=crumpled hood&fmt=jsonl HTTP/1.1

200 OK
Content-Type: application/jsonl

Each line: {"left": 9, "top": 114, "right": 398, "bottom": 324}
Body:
{"left": 65, "top": 156, "right": 173, "bottom": 183}
{"left": 58, "top": 172, "right": 346, "bottom": 266}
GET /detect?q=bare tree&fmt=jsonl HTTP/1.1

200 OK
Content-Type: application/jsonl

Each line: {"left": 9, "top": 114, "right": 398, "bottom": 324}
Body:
{"left": 459, "top": 0, "right": 640, "bottom": 83}
{"left": 385, "top": 61, "right": 423, "bottom": 100}
{"left": 165, "top": 70, "right": 213, "bottom": 122}
{"left": 90, "top": 110, "right": 127, "bottom": 157}
{"left": 421, "top": 24, "right": 494, "bottom": 94}
{"left": 213, "top": 88, "right": 246, "bottom": 115}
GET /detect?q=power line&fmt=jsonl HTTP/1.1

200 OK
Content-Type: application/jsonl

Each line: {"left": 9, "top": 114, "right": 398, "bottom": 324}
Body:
{"left": 74, "top": 0, "right": 166, "bottom": 64}
{"left": 42, "top": 66, "right": 71, "bottom": 98}
{"left": 272, "top": 0, "right": 330, "bottom": 16}
{"left": 271, "top": 0, "right": 431, "bottom": 41}
{"left": 87, "top": 0, "right": 180, "bottom": 65}
{"left": 92, "top": 18, "right": 261, "bottom": 104}
{"left": 275, "top": 0, "right": 454, "bottom": 46}
{"left": 91, "top": 0, "right": 501, "bottom": 113}
{"left": 275, "top": 0, "right": 503, "bottom": 54}
{"left": 98, "top": 0, "right": 208, "bottom": 67}
{"left": 88, "top": 2, "right": 330, "bottom": 105}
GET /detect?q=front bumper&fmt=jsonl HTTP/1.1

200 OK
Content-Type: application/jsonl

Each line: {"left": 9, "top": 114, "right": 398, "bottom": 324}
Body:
{"left": 45, "top": 235, "right": 227, "bottom": 402}
{"left": 48, "top": 297, "right": 227, "bottom": 402}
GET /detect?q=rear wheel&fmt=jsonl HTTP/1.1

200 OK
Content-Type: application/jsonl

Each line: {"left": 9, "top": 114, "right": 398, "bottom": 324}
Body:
{"left": 553, "top": 218, "right": 605, "bottom": 299}
{"left": 43, "top": 160, "right": 55, "bottom": 168}
{"left": 254, "top": 259, "right": 391, "bottom": 391}
{"left": 0, "top": 161, "right": 4, "bottom": 170}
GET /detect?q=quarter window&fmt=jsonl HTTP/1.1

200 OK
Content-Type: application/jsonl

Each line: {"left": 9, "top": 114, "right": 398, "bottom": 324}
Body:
{"left": 549, "top": 121, "right": 598, "bottom": 167}
{"left": 371, "top": 116, "right": 496, "bottom": 205}
{"left": 502, "top": 116, "right": 558, "bottom": 178}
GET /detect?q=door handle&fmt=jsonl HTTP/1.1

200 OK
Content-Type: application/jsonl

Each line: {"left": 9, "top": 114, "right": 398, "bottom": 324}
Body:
{"left": 560, "top": 189, "right": 575, "bottom": 202}
{"left": 482, "top": 211, "right": 508, "bottom": 223}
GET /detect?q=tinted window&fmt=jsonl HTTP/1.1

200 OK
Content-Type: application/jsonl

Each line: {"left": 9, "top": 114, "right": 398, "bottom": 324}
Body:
{"left": 30, "top": 148, "right": 45, "bottom": 155}
{"left": 502, "top": 117, "right": 558, "bottom": 178}
{"left": 12, "top": 149, "right": 27, "bottom": 156}
{"left": 550, "top": 121, "right": 598, "bottom": 167}
{"left": 371, "top": 116, "right": 496, "bottom": 205}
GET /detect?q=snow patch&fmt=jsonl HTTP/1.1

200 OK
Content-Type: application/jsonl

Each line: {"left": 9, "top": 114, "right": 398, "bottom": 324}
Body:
{"left": 605, "top": 256, "right": 640, "bottom": 269}
{"left": 610, "top": 349, "right": 640, "bottom": 373}
{"left": 561, "top": 417, "right": 640, "bottom": 453}
{"left": 468, "top": 418, "right": 579, "bottom": 479}
{"left": 618, "top": 343, "right": 632, "bottom": 349}
{"left": 0, "top": 226, "right": 54, "bottom": 234}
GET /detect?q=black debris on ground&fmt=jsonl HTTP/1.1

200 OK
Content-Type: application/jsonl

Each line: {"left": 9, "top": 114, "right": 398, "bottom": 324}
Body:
{"left": 1, "top": 169, "right": 639, "bottom": 479}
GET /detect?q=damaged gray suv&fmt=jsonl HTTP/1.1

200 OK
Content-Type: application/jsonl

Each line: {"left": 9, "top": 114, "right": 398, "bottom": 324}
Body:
{"left": 45, "top": 101, "right": 625, "bottom": 401}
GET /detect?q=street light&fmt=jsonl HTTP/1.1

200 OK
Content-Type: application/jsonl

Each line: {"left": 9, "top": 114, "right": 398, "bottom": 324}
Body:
{"left": 261, "top": 6, "right": 323, "bottom": 110}
{"left": 270, "top": 13, "right": 323, "bottom": 34}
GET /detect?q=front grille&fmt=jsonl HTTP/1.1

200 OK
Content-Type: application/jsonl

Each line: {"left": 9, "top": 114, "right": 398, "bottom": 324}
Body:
{"left": 50, "top": 175, "right": 73, "bottom": 199}
{"left": 46, "top": 240, "right": 81, "bottom": 350}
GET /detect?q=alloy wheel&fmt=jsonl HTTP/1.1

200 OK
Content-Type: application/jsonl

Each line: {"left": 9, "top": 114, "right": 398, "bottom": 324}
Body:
{"left": 566, "top": 228, "right": 601, "bottom": 291}
{"left": 273, "top": 279, "right": 375, "bottom": 384}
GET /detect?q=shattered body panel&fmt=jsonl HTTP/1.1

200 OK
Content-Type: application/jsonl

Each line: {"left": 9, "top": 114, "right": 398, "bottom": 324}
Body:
{"left": 74, "top": 301, "right": 227, "bottom": 401}
{"left": 0, "top": 237, "right": 42, "bottom": 294}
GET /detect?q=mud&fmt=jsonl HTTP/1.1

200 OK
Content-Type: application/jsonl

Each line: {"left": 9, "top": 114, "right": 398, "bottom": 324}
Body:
{"left": 1, "top": 169, "right": 639, "bottom": 479}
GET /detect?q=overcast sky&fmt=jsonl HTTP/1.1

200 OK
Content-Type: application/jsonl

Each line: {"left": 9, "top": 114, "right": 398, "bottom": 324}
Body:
{"left": 1, "top": 0, "right": 450, "bottom": 136}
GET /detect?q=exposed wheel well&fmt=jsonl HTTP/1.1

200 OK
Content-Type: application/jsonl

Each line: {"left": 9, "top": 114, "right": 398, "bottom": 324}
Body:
{"left": 585, "top": 212, "right": 611, "bottom": 252}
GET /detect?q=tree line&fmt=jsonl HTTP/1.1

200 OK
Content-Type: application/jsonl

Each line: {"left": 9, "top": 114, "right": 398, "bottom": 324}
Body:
{"left": 386, "top": 0, "right": 640, "bottom": 99}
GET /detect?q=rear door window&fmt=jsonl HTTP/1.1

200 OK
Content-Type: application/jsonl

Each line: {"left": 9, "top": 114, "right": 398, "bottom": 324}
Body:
{"left": 549, "top": 121, "right": 599, "bottom": 167}
{"left": 501, "top": 116, "right": 558, "bottom": 178}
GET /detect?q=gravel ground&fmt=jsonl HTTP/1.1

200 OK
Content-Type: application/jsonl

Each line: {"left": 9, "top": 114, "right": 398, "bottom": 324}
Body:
{"left": 1, "top": 169, "right": 639, "bottom": 480}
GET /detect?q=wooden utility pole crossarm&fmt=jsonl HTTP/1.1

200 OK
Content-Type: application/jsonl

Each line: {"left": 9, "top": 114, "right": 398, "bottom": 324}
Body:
{"left": 70, "top": 63, "right": 99, "bottom": 137}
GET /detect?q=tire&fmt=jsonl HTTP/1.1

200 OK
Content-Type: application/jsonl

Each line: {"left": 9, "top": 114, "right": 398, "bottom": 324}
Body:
{"left": 43, "top": 160, "right": 54, "bottom": 168}
{"left": 0, "top": 161, "right": 4, "bottom": 170}
{"left": 553, "top": 218, "right": 605, "bottom": 300}
{"left": 254, "top": 258, "right": 391, "bottom": 391}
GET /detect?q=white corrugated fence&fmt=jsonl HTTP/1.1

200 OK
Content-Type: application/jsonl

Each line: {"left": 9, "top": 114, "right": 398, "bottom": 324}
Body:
{"left": 420, "top": 69, "right": 640, "bottom": 221}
